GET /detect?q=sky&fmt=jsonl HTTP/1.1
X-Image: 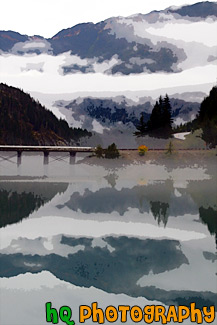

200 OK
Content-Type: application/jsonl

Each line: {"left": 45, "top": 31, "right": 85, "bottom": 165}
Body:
{"left": 1, "top": 0, "right": 199, "bottom": 38}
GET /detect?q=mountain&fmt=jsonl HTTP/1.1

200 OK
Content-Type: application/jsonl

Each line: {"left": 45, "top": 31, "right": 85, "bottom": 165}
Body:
{"left": 0, "top": 83, "right": 91, "bottom": 145}
{"left": 53, "top": 94, "right": 200, "bottom": 132}
{"left": 0, "top": 1, "right": 216, "bottom": 147}
{"left": 168, "top": 1, "right": 217, "bottom": 17}
{"left": 0, "top": 31, "right": 28, "bottom": 52}
{"left": 0, "top": 2, "right": 216, "bottom": 75}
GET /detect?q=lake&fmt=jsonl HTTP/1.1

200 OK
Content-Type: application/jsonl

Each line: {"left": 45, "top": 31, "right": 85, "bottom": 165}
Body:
{"left": 0, "top": 152, "right": 216, "bottom": 324}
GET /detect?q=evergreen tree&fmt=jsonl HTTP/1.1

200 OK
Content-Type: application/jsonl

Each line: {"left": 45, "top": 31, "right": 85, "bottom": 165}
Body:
{"left": 135, "top": 94, "right": 173, "bottom": 138}
{"left": 201, "top": 120, "right": 217, "bottom": 148}
{"left": 148, "top": 101, "right": 162, "bottom": 130}
{"left": 104, "top": 143, "right": 120, "bottom": 159}
{"left": 198, "top": 86, "right": 217, "bottom": 148}
{"left": 172, "top": 86, "right": 217, "bottom": 148}
{"left": 162, "top": 94, "right": 173, "bottom": 128}
{"left": 134, "top": 113, "right": 147, "bottom": 136}
{"left": 159, "top": 95, "right": 163, "bottom": 108}
{"left": 198, "top": 87, "right": 217, "bottom": 122}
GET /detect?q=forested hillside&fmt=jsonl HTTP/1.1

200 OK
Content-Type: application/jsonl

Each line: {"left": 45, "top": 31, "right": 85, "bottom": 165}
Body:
{"left": 0, "top": 83, "right": 91, "bottom": 145}
{"left": 174, "top": 86, "right": 217, "bottom": 147}
{"left": 198, "top": 86, "right": 217, "bottom": 147}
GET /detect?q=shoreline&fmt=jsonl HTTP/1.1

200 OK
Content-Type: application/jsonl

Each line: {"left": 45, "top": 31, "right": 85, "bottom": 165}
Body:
{"left": 119, "top": 148, "right": 216, "bottom": 158}
{"left": 0, "top": 149, "right": 216, "bottom": 182}
{"left": 73, "top": 149, "right": 217, "bottom": 172}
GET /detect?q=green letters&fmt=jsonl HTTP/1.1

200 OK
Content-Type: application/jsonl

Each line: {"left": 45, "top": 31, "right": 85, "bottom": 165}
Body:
{"left": 45, "top": 302, "right": 75, "bottom": 325}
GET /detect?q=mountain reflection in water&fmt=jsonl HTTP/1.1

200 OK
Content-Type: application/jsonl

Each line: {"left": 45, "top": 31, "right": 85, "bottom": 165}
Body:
{"left": 0, "top": 178, "right": 216, "bottom": 239}
{"left": 0, "top": 157, "right": 216, "bottom": 324}
{"left": 0, "top": 182, "right": 68, "bottom": 227}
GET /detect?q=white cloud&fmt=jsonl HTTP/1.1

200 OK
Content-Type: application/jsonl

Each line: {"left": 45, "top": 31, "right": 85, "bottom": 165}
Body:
{"left": 0, "top": 52, "right": 216, "bottom": 94}
{"left": 146, "top": 21, "right": 217, "bottom": 47}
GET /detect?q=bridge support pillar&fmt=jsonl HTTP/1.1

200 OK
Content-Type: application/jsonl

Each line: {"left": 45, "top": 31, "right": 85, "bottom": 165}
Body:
{"left": 43, "top": 151, "right": 49, "bottom": 165}
{"left": 69, "top": 152, "right": 76, "bottom": 164}
{"left": 17, "top": 151, "right": 22, "bottom": 166}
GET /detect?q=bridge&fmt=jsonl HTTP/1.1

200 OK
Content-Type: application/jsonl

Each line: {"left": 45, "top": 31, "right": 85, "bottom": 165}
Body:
{"left": 0, "top": 145, "right": 95, "bottom": 165}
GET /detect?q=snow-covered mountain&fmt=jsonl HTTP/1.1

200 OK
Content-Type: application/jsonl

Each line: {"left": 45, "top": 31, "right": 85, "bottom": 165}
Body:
{"left": 1, "top": 2, "right": 216, "bottom": 75}
{"left": 0, "top": 1, "right": 216, "bottom": 145}
{"left": 53, "top": 94, "right": 201, "bottom": 129}
{"left": 31, "top": 87, "right": 208, "bottom": 148}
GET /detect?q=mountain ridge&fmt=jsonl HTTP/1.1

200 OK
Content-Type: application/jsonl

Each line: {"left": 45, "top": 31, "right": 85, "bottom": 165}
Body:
{"left": 0, "top": 1, "right": 216, "bottom": 75}
{"left": 0, "top": 1, "right": 216, "bottom": 147}
{"left": 0, "top": 83, "right": 91, "bottom": 145}
{"left": 1, "top": 1, "right": 216, "bottom": 41}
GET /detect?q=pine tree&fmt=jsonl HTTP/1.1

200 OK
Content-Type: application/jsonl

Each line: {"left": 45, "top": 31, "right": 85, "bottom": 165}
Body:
{"left": 149, "top": 101, "right": 162, "bottom": 130}
{"left": 134, "top": 113, "right": 147, "bottom": 136}
{"left": 163, "top": 94, "right": 173, "bottom": 128}
{"left": 198, "top": 86, "right": 217, "bottom": 148}
{"left": 148, "top": 94, "right": 173, "bottom": 137}
{"left": 134, "top": 94, "right": 173, "bottom": 138}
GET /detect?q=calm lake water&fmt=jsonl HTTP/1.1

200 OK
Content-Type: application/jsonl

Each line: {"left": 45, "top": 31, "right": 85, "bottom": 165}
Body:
{"left": 0, "top": 152, "right": 216, "bottom": 324}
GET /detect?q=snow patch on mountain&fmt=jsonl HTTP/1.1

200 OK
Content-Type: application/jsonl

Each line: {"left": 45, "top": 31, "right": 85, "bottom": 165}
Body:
{"left": 92, "top": 119, "right": 109, "bottom": 134}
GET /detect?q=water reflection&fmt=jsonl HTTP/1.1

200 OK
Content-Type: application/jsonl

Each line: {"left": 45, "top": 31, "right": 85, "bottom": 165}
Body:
{"left": 104, "top": 173, "right": 118, "bottom": 188}
{"left": 57, "top": 180, "right": 177, "bottom": 216}
{"left": 0, "top": 236, "right": 188, "bottom": 302}
{"left": 199, "top": 207, "right": 217, "bottom": 245}
{"left": 55, "top": 178, "right": 217, "bottom": 236}
{"left": 0, "top": 178, "right": 216, "bottom": 241}
{"left": 0, "top": 156, "right": 216, "bottom": 324}
{"left": 150, "top": 201, "right": 169, "bottom": 226}
{"left": 0, "top": 182, "right": 68, "bottom": 227}
{"left": 0, "top": 234, "right": 216, "bottom": 309}
{"left": 0, "top": 236, "right": 187, "bottom": 280}
{"left": 0, "top": 189, "right": 44, "bottom": 228}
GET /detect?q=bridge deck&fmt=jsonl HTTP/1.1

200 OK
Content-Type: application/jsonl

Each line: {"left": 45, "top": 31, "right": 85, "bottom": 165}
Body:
{"left": 0, "top": 145, "right": 95, "bottom": 153}
{"left": 0, "top": 146, "right": 208, "bottom": 152}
